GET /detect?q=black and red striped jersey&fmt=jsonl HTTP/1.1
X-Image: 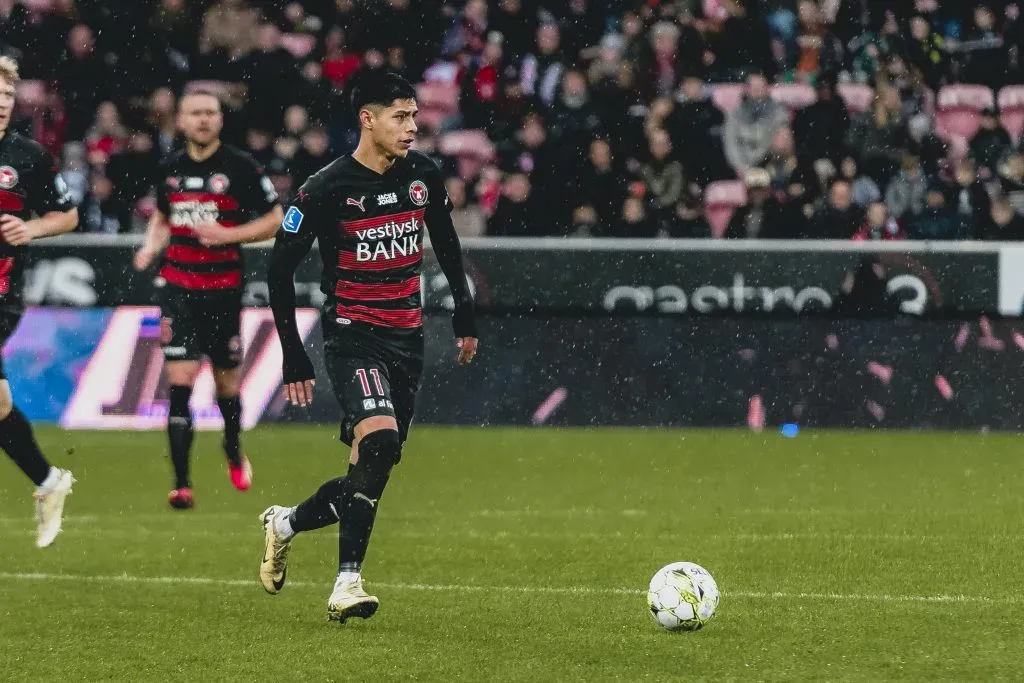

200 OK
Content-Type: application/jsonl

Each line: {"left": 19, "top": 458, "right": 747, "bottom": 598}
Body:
{"left": 278, "top": 150, "right": 450, "bottom": 332}
{"left": 0, "top": 131, "right": 73, "bottom": 306}
{"left": 155, "top": 144, "right": 278, "bottom": 292}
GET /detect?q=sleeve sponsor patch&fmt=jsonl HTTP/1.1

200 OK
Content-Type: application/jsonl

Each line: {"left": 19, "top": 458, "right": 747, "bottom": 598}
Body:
{"left": 282, "top": 206, "right": 304, "bottom": 233}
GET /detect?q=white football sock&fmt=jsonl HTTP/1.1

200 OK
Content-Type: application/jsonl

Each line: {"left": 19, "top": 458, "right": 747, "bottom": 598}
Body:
{"left": 274, "top": 508, "right": 295, "bottom": 540}
{"left": 37, "top": 467, "right": 61, "bottom": 492}
{"left": 335, "top": 571, "right": 361, "bottom": 587}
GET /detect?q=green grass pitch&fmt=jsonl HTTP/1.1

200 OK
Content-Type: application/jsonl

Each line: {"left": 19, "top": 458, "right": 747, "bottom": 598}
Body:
{"left": 2, "top": 426, "right": 1023, "bottom": 681}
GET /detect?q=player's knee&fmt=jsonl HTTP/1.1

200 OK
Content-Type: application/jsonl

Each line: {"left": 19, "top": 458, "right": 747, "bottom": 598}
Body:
{"left": 0, "top": 382, "right": 13, "bottom": 420}
{"left": 349, "top": 429, "right": 401, "bottom": 493}
{"left": 166, "top": 361, "right": 199, "bottom": 387}
{"left": 214, "top": 368, "right": 241, "bottom": 397}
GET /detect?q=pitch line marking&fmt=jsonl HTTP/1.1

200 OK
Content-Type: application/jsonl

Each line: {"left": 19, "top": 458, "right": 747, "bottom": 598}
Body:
{"left": 0, "top": 572, "right": 1018, "bottom": 605}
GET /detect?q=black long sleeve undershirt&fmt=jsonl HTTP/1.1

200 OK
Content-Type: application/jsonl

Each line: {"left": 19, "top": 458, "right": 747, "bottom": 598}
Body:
{"left": 268, "top": 229, "right": 316, "bottom": 384}
{"left": 425, "top": 198, "right": 477, "bottom": 339}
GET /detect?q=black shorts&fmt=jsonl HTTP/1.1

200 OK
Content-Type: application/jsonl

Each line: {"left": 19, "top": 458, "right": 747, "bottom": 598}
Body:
{"left": 324, "top": 321, "right": 424, "bottom": 446}
{"left": 0, "top": 307, "right": 22, "bottom": 380}
{"left": 159, "top": 286, "right": 242, "bottom": 369}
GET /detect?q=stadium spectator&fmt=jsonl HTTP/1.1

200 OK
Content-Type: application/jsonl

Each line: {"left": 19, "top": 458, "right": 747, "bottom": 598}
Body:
{"left": 723, "top": 73, "right": 788, "bottom": 174}
{"left": 58, "top": 24, "right": 107, "bottom": 140}
{"left": 969, "top": 106, "right": 1012, "bottom": 176}
{"left": 943, "top": 158, "right": 990, "bottom": 235}
{"left": 640, "top": 128, "right": 688, "bottom": 230}
{"left": 886, "top": 153, "right": 930, "bottom": 221}
{"left": 845, "top": 86, "right": 908, "bottom": 188}
{"left": 723, "top": 167, "right": 799, "bottom": 239}
{"left": 579, "top": 138, "right": 627, "bottom": 229}
{"left": 445, "top": 176, "right": 486, "bottom": 237}
{"left": 488, "top": 171, "right": 542, "bottom": 236}
{"left": 660, "top": 76, "right": 727, "bottom": 185}
{"left": 198, "top": 0, "right": 261, "bottom": 63}
{"left": 853, "top": 201, "right": 907, "bottom": 241}
{"left": 615, "top": 194, "right": 657, "bottom": 237}
{"left": 1000, "top": 152, "right": 1024, "bottom": 214}
{"left": 8, "top": 0, "right": 1024, "bottom": 239}
{"left": 792, "top": 72, "right": 849, "bottom": 166}
{"left": 808, "top": 179, "right": 864, "bottom": 239}
{"left": 839, "top": 156, "right": 883, "bottom": 207}
{"left": 489, "top": 0, "right": 537, "bottom": 63}
{"left": 909, "top": 185, "right": 973, "bottom": 239}
{"left": 981, "top": 196, "right": 1024, "bottom": 239}
{"left": 520, "top": 23, "right": 566, "bottom": 108}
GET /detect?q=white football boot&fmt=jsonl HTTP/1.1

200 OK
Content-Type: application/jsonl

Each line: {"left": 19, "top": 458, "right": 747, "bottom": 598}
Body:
{"left": 34, "top": 468, "right": 74, "bottom": 548}
{"left": 327, "top": 573, "right": 379, "bottom": 623}
{"left": 259, "top": 506, "right": 293, "bottom": 594}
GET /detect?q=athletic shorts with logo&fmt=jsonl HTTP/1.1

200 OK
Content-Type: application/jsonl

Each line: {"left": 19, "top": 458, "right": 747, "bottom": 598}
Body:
{"left": 324, "top": 318, "right": 423, "bottom": 447}
{"left": 159, "top": 285, "right": 242, "bottom": 369}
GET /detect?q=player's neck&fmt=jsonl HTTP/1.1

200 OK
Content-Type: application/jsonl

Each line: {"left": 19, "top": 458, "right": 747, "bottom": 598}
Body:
{"left": 351, "top": 139, "right": 395, "bottom": 176}
{"left": 186, "top": 138, "right": 221, "bottom": 162}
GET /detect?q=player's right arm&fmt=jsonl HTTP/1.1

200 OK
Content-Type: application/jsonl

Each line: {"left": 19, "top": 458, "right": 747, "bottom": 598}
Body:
{"left": 268, "top": 184, "right": 321, "bottom": 407}
{"left": 133, "top": 209, "right": 170, "bottom": 271}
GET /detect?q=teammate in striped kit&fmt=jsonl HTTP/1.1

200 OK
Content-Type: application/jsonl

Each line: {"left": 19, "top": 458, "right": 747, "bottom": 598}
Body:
{"left": 0, "top": 56, "right": 79, "bottom": 547}
{"left": 134, "top": 91, "right": 283, "bottom": 509}
{"left": 261, "top": 72, "right": 478, "bottom": 622}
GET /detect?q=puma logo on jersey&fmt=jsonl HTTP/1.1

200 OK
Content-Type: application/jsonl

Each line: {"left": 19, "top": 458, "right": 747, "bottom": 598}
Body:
{"left": 353, "top": 492, "right": 378, "bottom": 508}
{"left": 377, "top": 192, "right": 397, "bottom": 206}
{"left": 347, "top": 196, "right": 366, "bottom": 212}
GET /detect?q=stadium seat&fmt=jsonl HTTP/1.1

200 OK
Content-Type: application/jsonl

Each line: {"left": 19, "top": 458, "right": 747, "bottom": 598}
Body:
{"left": 280, "top": 33, "right": 316, "bottom": 59}
{"left": 837, "top": 82, "right": 873, "bottom": 113}
{"left": 771, "top": 83, "right": 816, "bottom": 115}
{"left": 416, "top": 82, "right": 460, "bottom": 111}
{"left": 998, "top": 85, "right": 1024, "bottom": 142}
{"left": 415, "top": 82, "right": 460, "bottom": 131}
{"left": 439, "top": 129, "right": 495, "bottom": 179}
{"left": 703, "top": 180, "right": 747, "bottom": 238}
{"left": 710, "top": 83, "right": 744, "bottom": 113}
{"left": 15, "top": 80, "right": 46, "bottom": 111}
{"left": 934, "top": 84, "right": 995, "bottom": 142}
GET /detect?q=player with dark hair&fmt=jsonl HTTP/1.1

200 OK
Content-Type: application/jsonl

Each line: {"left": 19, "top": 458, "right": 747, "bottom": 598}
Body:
{"left": 0, "top": 56, "right": 79, "bottom": 547}
{"left": 260, "top": 72, "right": 478, "bottom": 622}
{"left": 134, "top": 90, "right": 284, "bottom": 509}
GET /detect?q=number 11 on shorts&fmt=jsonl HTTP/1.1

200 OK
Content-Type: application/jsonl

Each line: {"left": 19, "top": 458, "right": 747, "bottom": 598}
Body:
{"left": 355, "top": 368, "right": 384, "bottom": 397}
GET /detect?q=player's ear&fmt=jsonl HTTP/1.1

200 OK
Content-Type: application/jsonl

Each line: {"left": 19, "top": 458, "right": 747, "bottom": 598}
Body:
{"left": 359, "top": 107, "right": 375, "bottom": 130}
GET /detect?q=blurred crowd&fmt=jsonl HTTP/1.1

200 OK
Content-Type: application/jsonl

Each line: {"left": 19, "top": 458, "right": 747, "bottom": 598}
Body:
{"left": 4, "top": 0, "right": 1024, "bottom": 239}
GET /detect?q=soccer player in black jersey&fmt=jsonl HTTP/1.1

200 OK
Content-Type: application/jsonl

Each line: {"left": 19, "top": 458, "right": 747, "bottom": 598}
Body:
{"left": 133, "top": 91, "right": 283, "bottom": 509}
{"left": 0, "top": 57, "right": 79, "bottom": 547}
{"left": 260, "top": 72, "right": 478, "bottom": 622}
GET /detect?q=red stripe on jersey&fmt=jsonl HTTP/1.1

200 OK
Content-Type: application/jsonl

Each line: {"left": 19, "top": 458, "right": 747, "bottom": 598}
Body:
{"left": 335, "top": 304, "right": 422, "bottom": 328}
{"left": 340, "top": 208, "right": 425, "bottom": 233}
{"left": 0, "top": 257, "right": 13, "bottom": 295}
{"left": 0, "top": 190, "right": 24, "bottom": 212}
{"left": 169, "top": 220, "right": 239, "bottom": 236}
{"left": 166, "top": 244, "right": 239, "bottom": 264}
{"left": 335, "top": 276, "right": 420, "bottom": 300}
{"left": 338, "top": 249, "right": 422, "bottom": 271}
{"left": 160, "top": 264, "right": 241, "bottom": 290}
{"left": 168, "top": 193, "right": 240, "bottom": 211}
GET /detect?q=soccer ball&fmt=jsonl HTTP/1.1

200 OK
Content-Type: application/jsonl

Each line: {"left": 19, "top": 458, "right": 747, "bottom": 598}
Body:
{"left": 647, "top": 562, "right": 719, "bottom": 631}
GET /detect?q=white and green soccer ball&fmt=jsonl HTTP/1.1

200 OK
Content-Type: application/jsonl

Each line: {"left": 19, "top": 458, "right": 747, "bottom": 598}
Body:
{"left": 647, "top": 562, "right": 719, "bottom": 631}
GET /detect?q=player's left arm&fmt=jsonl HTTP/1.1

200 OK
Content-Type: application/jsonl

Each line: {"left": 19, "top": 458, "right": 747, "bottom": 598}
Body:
{"left": 0, "top": 155, "right": 77, "bottom": 246}
{"left": 424, "top": 168, "right": 478, "bottom": 365}
{"left": 193, "top": 161, "right": 284, "bottom": 247}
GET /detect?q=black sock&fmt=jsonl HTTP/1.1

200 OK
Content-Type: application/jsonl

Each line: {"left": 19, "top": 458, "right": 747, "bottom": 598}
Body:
{"left": 217, "top": 395, "right": 242, "bottom": 466}
{"left": 290, "top": 476, "right": 347, "bottom": 532}
{"left": 338, "top": 430, "right": 400, "bottom": 572}
{"left": 0, "top": 406, "right": 51, "bottom": 486}
{"left": 168, "top": 385, "right": 194, "bottom": 489}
